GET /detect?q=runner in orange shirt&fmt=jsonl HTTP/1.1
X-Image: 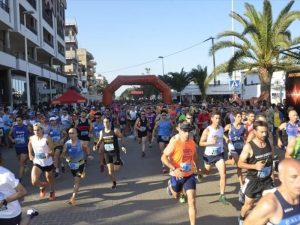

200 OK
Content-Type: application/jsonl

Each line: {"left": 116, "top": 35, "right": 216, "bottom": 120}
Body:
{"left": 161, "top": 121, "right": 200, "bottom": 225}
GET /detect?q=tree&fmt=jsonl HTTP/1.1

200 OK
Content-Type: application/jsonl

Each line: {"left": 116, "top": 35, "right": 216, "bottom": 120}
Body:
{"left": 159, "top": 68, "right": 192, "bottom": 93}
{"left": 189, "top": 65, "right": 208, "bottom": 100}
{"left": 95, "top": 76, "right": 108, "bottom": 94}
{"left": 207, "top": 0, "right": 300, "bottom": 102}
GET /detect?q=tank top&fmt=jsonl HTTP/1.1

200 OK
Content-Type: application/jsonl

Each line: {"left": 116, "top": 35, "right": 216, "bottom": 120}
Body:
{"left": 246, "top": 140, "right": 273, "bottom": 179}
{"left": 77, "top": 119, "right": 90, "bottom": 139}
{"left": 12, "top": 124, "right": 29, "bottom": 149}
{"left": 118, "top": 111, "right": 127, "bottom": 124}
{"left": 32, "top": 135, "right": 53, "bottom": 166}
{"left": 137, "top": 118, "right": 148, "bottom": 133}
{"left": 102, "top": 129, "right": 119, "bottom": 153}
{"left": 286, "top": 122, "right": 299, "bottom": 138}
{"left": 61, "top": 114, "right": 71, "bottom": 129}
{"left": 205, "top": 126, "right": 224, "bottom": 156}
{"left": 158, "top": 120, "right": 172, "bottom": 137}
{"left": 93, "top": 122, "right": 104, "bottom": 139}
{"left": 146, "top": 112, "right": 156, "bottom": 128}
{"left": 169, "top": 138, "right": 196, "bottom": 177}
{"left": 49, "top": 125, "right": 62, "bottom": 144}
{"left": 244, "top": 122, "right": 253, "bottom": 140}
{"left": 267, "top": 190, "right": 300, "bottom": 225}
{"left": 65, "top": 139, "right": 84, "bottom": 169}
{"left": 229, "top": 123, "right": 245, "bottom": 151}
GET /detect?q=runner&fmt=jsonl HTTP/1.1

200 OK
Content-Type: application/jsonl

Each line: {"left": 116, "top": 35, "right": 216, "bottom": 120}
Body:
{"left": 237, "top": 120, "right": 274, "bottom": 225}
{"left": 0, "top": 154, "right": 38, "bottom": 225}
{"left": 60, "top": 109, "right": 72, "bottom": 131}
{"left": 161, "top": 120, "right": 199, "bottom": 225}
{"left": 146, "top": 107, "right": 156, "bottom": 148}
{"left": 152, "top": 110, "right": 173, "bottom": 173}
{"left": 75, "top": 110, "right": 92, "bottom": 152}
{"left": 199, "top": 111, "right": 229, "bottom": 205}
{"left": 91, "top": 112, "right": 105, "bottom": 172}
{"left": 277, "top": 110, "right": 300, "bottom": 150}
{"left": 244, "top": 158, "right": 300, "bottom": 225}
{"left": 96, "top": 117, "right": 126, "bottom": 189}
{"left": 135, "top": 110, "right": 150, "bottom": 157}
{"left": 49, "top": 117, "right": 66, "bottom": 178}
{"left": 224, "top": 111, "right": 245, "bottom": 189}
{"left": 62, "top": 128, "right": 93, "bottom": 206}
{"left": 8, "top": 115, "right": 30, "bottom": 181}
{"left": 28, "top": 123, "right": 56, "bottom": 201}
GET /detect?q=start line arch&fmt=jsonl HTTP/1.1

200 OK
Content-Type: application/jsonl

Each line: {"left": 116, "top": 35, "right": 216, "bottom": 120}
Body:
{"left": 102, "top": 75, "right": 172, "bottom": 106}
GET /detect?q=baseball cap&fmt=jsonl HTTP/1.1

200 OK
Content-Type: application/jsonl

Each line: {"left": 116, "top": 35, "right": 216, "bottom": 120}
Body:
{"left": 49, "top": 117, "right": 57, "bottom": 121}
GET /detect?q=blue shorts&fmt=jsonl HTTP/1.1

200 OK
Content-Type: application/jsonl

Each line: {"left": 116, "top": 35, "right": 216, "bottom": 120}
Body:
{"left": 170, "top": 174, "right": 196, "bottom": 193}
{"left": 15, "top": 147, "right": 28, "bottom": 155}
{"left": 203, "top": 152, "right": 224, "bottom": 165}
{"left": 157, "top": 135, "right": 170, "bottom": 144}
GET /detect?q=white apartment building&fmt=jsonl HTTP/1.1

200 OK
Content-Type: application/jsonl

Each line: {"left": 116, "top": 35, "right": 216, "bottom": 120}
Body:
{"left": 64, "top": 19, "right": 87, "bottom": 93}
{"left": 0, "top": 0, "right": 67, "bottom": 106}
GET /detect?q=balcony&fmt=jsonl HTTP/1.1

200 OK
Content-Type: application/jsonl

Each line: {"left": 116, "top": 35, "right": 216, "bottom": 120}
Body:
{"left": 65, "top": 50, "right": 77, "bottom": 60}
{"left": 27, "top": 0, "right": 36, "bottom": 9}
{"left": 0, "top": 0, "right": 9, "bottom": 13}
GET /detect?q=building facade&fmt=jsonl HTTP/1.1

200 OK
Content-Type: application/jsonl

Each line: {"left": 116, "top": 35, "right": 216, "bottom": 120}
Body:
{"left": 0, "top": 0, "right": 67, "bottom": 107}
{"left": 77, "top": 48, "right": 97, "bottom": 95}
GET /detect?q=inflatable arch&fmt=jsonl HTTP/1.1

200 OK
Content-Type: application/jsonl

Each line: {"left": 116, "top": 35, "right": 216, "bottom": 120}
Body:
{"left": 102, "top": 75, "right": 172, "bottom": 106}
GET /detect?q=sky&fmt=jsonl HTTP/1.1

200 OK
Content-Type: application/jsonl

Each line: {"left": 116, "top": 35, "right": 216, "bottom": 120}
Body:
{"left": 66, "top": 0, "right": 300, "bottom": 96}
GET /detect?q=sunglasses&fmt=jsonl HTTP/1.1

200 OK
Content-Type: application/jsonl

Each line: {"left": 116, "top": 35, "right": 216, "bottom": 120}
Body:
{"left": 181, "top": 128, "right": 191, "bottom": 132}
{"left": 68, "top": 132, "right": 74, "bottom": 134}
{"left": 161, "top": 114, "right": 167, "bottom": 116}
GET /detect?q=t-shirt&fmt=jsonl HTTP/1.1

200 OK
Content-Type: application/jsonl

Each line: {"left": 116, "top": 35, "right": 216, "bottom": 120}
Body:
{"left": 0, "top": 166, "right": 21, "bottom": 219}
{"left": 163, "top": 135, "right": 196, "bottom": 177}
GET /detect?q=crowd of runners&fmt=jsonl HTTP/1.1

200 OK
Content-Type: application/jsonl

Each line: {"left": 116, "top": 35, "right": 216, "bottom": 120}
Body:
{"left": 0, "top": 99, "right": 299, "bottom": 225}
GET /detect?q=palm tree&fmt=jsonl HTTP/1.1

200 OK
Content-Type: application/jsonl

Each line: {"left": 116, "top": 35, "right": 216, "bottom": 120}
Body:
{"left": 189, "top": 65, "right": 208, "bottom": 100}
{"left": 160, "top": 68, "right": 192, "bottom": 93}
{"left": 207, "top": 0, "right": 300, "bottom": 101}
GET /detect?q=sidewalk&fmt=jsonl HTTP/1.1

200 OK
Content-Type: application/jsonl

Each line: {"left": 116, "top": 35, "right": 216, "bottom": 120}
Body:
{"left": 1, "top": 137, "right": 241, "bottom": 225}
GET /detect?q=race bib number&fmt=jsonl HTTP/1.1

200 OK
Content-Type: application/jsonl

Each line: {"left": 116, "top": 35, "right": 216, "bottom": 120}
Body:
{"left": 233, "top": 141, "right": 244, "bottom": 150}
{"left": 36, "top": 152, "right": 46, "bottom": 159}
{"left": 140, "top": 126, "right": 146, "bottom": 132}
{"left": 104, "top": 143, "right": 115, "bottom": 151}
{"left": 211, "top": 147, "right": 221, "bottom": 156}
{"left": 52, "top": 136, "right": 60, "bottom": 143}
{"left": 15, "top": 137, "right": 25, "bottom": 145}
{"left": 69, "top": 162, "right": 79, "bottom": 170}
{"left": 180, "top": 162, "right": 192, "bottom": 172}
{"left": 257, "top": 166, "right": 272, "bottom": 178}
{"left": 81, "top": 131, "right": 88, "bottom": 136}
{"left": 161, "top": 136, "right": 170, "bottom": 141}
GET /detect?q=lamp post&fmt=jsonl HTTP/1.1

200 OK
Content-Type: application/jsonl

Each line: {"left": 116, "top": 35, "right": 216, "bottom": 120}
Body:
{"left": 158, "top": 56, "right": 165, "bottom": 76}
{"left": 23, "top": 10, "right": 34, "bottom": 108}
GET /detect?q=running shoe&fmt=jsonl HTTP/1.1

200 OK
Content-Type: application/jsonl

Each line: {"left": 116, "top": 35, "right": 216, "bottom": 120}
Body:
{"left": 49, "top": 191, "right": 55, "bottom": 201}
{"left": 219, "top": 194, "right": 230, "bottom": 205}
{"left": 54, "top": 172, "right": 60, "bottom": 178}
{"left": 27, "top": 208, "right": 39, "bottom": 218}
{"left": 149, "top": 143, "right": 152, "bottom": 148}
{"left": 141, "top": 152, "right": 146, "bottom": 157}
{"left": 179, "top": 194, "right": 187, "bottom": 204}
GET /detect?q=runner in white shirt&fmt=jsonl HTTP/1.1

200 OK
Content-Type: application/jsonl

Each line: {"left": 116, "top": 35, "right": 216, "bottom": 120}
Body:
{"left": 28, "top": 123, "right": 56, "bottom": 201}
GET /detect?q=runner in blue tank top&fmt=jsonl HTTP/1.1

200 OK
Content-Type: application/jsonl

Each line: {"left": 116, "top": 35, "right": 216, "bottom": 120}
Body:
{"left": 152, "top": 110, "right": 174, "bottom": 173}
{"left": 8, "top": 115, "right": 30, "bottom": 181}
{"left": 62, "top": 128, "right": 93, "bottom": 206}
{"left": 244, "top": 159, "right": 300, "bottom": 225}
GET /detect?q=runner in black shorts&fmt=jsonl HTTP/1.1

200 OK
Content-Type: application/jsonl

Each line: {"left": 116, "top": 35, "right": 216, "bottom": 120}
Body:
{"left": 238, "top": 120, "right": 274, "bottom": 224}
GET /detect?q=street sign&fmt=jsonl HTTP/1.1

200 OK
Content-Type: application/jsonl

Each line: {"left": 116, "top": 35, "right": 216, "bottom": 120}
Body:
{"left": 229, "top": 80, "right": 240, "bottom": 90}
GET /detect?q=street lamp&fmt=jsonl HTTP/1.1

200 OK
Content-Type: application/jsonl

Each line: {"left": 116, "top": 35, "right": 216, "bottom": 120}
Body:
{"left": 158, "top": 56, "right": 165, "bottom": 76}
{"left": 23, "top": 10, "right": 34, "bottom": 108}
